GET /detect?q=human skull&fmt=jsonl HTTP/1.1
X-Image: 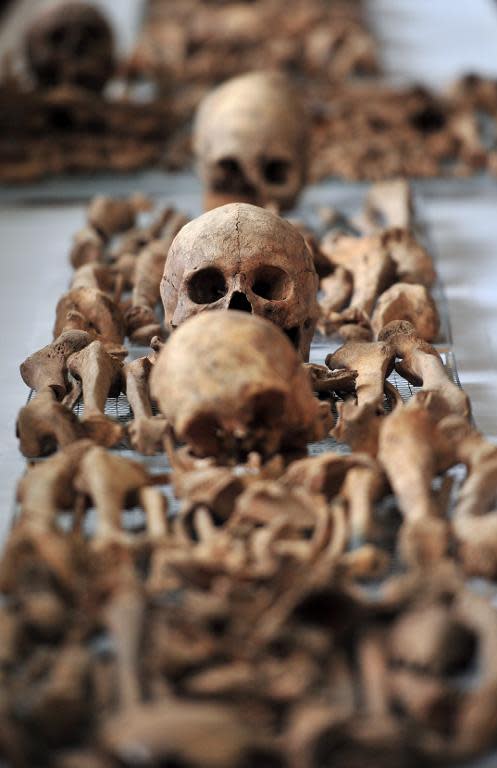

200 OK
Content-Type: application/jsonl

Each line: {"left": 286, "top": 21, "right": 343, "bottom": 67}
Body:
{"left": 150, "top": 311, "right": 320, "bottom": 459}
{"left": 25, "top": 1, "right": 115, "bottom": 91}
{"left": 161, "top": 203, "right": 319, "bottom": 360}
{"left": 193, "top": 71, "right": 308, "bottom": 212}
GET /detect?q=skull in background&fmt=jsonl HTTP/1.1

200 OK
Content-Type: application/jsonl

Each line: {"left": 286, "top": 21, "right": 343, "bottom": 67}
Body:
{"left": 193, "top": 71, "right": 308, "bottom": 212}
{"left": 161, "top": 203, "right": 319, "bottom": 361}
{"left": 150, "top": 311, "right": 321, "bottom": 459}
{"left": 25, "top": 1, "right": 115, "bottom": 91}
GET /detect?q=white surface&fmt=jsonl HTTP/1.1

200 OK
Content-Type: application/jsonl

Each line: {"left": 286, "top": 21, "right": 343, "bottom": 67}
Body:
{"left": 2, "top": 1, "right": 497, "bottom": 536}
{"left": 0, "top": 205, "right": 75, "bottom": 541}
{"left": 369, "top": 0, "right": 497, "bottom": 441}
{"left": 419, "top": 184, "right": 497, "bottom": 440}
{"left": 370, "top": 0, "right": 497, "bottom": 88}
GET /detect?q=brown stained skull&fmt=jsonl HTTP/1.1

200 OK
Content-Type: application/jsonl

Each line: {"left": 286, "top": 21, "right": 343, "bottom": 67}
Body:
{"left": 150, "top": 311, "right": 321, "bottom": 460}
{"left": 193, "top": 71, "right": 308, "bottom": 211}
{"left": 24, "top": 1, "right": 115, "bottom": 92}
{"left": 161, "top": 203, "right": 319, "bottom": 360}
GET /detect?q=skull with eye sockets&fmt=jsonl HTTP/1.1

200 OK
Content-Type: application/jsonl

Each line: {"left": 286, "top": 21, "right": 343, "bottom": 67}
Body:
{"left": 161, "top": 203, "right": 319, "bottom": 361}
{"left": 150, "top": 311, "right": 321, "bottom": 460}
{"left": 193, "top": 70, "right": 308, "bottom": 212}
{"left": 24, "top": 1, "right": 115, "bottom": 92}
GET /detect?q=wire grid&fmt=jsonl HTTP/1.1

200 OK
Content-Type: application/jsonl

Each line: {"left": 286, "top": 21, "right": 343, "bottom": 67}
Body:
{"left": 46, "top": 341, "right": 464, "bottom": 532}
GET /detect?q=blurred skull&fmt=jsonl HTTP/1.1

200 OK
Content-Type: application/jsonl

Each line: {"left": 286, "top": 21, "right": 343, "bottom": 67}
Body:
{"left": 193, "top": 71, "right": 308, "bottom": 212}
{"left": 25, "top": 1, "right": 115, "bottom": 91}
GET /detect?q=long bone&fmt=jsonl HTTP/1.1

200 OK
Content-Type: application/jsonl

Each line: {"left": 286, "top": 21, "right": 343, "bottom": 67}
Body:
{"left": 379, "top": 320, "right": 470, "bottom": 419}
{"left": 438, "top": 416, "right": 497, "bottom": 578}
{"left": 124, "top": 356, "right": 168, "bottom": 455}
{"left": 326, "top": 339, "right": 396, "bottom": 454}
{"left": 104, "top": 573, "right": 146, "bottom": 710}
{"left": 74, "top": 446, "right": 154, "bottom": 546}
{"left": 378, "top": 394, "right": 455, "bottom": 566}
{"left": 67, "top": 341, "right": 124, "bottom": 447}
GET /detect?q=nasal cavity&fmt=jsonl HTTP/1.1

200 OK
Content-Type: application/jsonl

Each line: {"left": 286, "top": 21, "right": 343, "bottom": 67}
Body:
{"left": 228, "top": 291, "right": 252, "bottom": 313}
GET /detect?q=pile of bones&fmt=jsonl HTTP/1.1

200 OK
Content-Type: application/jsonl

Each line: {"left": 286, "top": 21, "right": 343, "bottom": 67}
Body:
{"left": 4, "top": 126, "right": 497, "bottom": 765}
{"left": 3, "top": 0, "right": 497, "bottom": 182}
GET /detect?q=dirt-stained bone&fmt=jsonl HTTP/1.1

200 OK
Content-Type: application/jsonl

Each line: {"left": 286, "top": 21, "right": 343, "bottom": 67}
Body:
{"left": 54, "top": 287, "right": 125, "bottom": 346}
{"left": 379, "top": 227, "right": 436, "bottom": 286}
{"left": 379, "top": 320, "right": 470, "bottom": 419}
{"left": 438, "top": 416, "right": 497, "bottom": 578}
{"left": 126, "top": 211, "right": 188, "bottom": 344}
{"left": 67, "top": 340, "right": 124, "bottom": 447}
{"left": 283, "top": 452, "right": 386, "bottom": 542}
{"left": 20, "top": 329, "right": 91, "bottom": 398}
{"left": 320, "top": 233, "right": 396, "bottom": 317}
{"left": 372, "top": 282, "right": 440, "bottom": 341}
{"left": 69, "top": 226, "right": 105, "bottom": 269}
{"left": 162, "top": 202, "right": 319, "bottom": 360}
{"left": 74, "top": 446, "right": 151, "bottom": 545}
{"left": 88, "top": 194, "right": 151, "bottom": 241}
{"left": 124, "top": 356, "right": 167, "bottom": 455}
{"left": 17, "top": 439, "right": 93, "bottom": 531}
{"left": 326, "top": 339, "right": 396, "bottom": 454}
{"left": 194, "top": 70, "right": 308, "bottom": 212}
{"left": 150, "top": 311, "right": 321, "bottom": 459}
{"left": 16, "top": 387, "right": 85, "bottom": 457}
{"left": 378, "top": 396, "right": 454, "bottom": 565}
{"left": 362, "top": 178, "right": 414, "bottom": 232}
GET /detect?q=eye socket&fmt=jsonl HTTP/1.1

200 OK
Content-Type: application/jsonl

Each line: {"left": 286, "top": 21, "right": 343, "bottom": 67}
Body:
{"left": 49, "top": 25, "right": 68, "bottom": 46}
{"left": 214, "top": 157, "right": 253, "bottom": 195}
{"left": 251, "top": 266, "right": 291, "bottom": 301}
{"left": 249, "top": 389, "right": 285, "bottom": 428}
{"left": 262, "top": 158, "right": 291, "bottom": 185}
{"left": 187, "top": 267, "right": 227, "bottom": 304}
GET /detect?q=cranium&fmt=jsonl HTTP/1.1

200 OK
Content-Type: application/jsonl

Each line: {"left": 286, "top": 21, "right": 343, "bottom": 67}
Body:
{"left": 193, "top": 70, "right": 308, "bottom": 211}
{"left": 161, "top": 202, "right": 319, "bottom": 360}
{"left": 150, "top": 311, "right": 321, "bottom": 460}
{"left": 25, "top": 1, "right": 115, "bottom": 91}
